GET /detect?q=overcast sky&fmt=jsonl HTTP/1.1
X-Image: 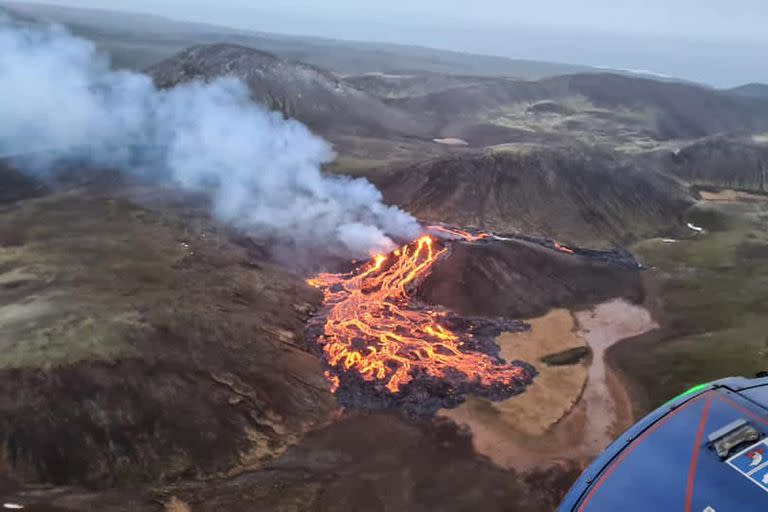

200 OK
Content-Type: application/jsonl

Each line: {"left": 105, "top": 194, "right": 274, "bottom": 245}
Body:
{"left": 10, "top": 0, "right": 768, "bottom": 86}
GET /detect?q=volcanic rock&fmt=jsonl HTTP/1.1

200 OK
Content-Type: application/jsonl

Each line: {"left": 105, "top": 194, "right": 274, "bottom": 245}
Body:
{"left": 377, "top": 149, "right": 693, "bottom": 247}
{"left": 419, "top": 237, "right": 644, "bottom": 319}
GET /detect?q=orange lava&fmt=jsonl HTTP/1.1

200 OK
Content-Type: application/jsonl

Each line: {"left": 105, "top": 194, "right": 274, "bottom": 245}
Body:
{"left": 427, "top": 225, "right": 493, "bottom": 242}
{"left": 308, "top": 235, "right": 529, "bottom": 394}
{"left": 554, "top": 241, "right": 575, "bottom": 254}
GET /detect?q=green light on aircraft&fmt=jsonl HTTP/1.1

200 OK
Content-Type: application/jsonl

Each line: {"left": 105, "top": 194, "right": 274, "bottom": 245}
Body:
{"left": 669, "top": 382, "right": 710, "bottom": 404}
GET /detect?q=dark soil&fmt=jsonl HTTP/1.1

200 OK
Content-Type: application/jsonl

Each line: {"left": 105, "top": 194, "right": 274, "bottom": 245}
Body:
{"left": 160, "top": 412, "right": 581, "bottom": 512}
{"left": 0, "top": 177, "right": 336, "bottom": 487}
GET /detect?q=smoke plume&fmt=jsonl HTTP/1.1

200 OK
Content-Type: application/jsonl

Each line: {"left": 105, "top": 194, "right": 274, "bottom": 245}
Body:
{"left": 0, "top": 17, "right": 421, "bottom": 258}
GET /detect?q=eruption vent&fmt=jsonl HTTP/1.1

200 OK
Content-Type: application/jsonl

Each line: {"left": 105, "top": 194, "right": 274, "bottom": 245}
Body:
{"left": 308, "top": 233, "right": 536, "bottom": 413}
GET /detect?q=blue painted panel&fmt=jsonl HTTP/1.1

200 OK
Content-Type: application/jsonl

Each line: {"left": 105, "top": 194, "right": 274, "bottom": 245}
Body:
{"left": 560, "top": 381, "right": 768, "bottom": 511}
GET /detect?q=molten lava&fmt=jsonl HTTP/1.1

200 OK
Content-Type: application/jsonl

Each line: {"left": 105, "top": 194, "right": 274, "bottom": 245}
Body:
{"left": 308, "top": 234, "right": 533, "bottom": 396}
{"left": 427, "top": 225, "right": 493, "bottom": 242}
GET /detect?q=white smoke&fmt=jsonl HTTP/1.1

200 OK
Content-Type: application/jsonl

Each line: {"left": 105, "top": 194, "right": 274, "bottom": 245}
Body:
{"left": 0, "top": 18, "right": 421, "bottom": 258}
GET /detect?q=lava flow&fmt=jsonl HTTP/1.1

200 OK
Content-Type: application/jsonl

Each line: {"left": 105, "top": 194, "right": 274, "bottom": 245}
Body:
{"left": 427, "top": 225, "right": 493, "bottom": 242}
{"left": 308, "top": 233, "right": 536, "bottom": 410}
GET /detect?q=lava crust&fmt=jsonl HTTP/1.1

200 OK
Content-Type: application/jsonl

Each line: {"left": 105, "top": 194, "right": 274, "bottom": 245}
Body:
{"left": 307, "top": 235, "right": 537, "bottom": 416}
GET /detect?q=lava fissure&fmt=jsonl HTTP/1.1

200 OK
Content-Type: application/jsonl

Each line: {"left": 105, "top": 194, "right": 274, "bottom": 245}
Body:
{"left": 308, "top": 233, "right": 537, "bottom": 414}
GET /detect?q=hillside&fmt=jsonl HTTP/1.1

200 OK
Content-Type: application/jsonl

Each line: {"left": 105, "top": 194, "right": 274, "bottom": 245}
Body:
{"left": 388, "top": 73, "right": 768, "bottom": 144}
{"left": 0, "top": 1, "right": 595, "bottom": 78}
{"left": 657, "top": 136, "right": 768, "bottom": 192}
{"left": 727, "top": 83, "right": 768, "bottom": 99}
{"left": 343, "top": 73, "right": 504, "bottom": 99}
{"left": 375, "top": 149, "right": 694, "bottom": 247}
{"left": 0, "top": 162, "right": 336, "bottom": 485}
{"left": 545, "top": 74, "right": 768, "bottom": 139}
{"left": 420, "top": 238, "right": 643, "bottom": 319}
{"left": 147, "top": 44, "right": 431, "bottom": 138}
{"left": 10, "top": 2, "right": 768, "bottom": 151}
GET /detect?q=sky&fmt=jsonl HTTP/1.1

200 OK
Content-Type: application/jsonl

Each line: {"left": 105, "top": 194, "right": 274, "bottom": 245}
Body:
{"left": 9, "top": 0, "right": 768, "bottom": 86}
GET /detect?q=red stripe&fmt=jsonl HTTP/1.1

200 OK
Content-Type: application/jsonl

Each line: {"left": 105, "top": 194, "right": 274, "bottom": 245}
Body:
{"left": 716, "top": 393, "right": 768, "bottom": 427}
{"left": 577, "top": 394, "right": 706, "bottom": 511}
{"left": 684, "top": 394, "right": 713, "bottom": 512}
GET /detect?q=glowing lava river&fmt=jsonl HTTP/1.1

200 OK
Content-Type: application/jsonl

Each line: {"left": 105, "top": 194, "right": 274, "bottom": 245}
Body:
{"left": 307, "top": 232, "right": 537, "bottom": 414}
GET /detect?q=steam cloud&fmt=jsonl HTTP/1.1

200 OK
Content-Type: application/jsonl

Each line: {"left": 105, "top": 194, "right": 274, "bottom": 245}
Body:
{"left": 0, "top": 17, "right": 421, "bottom": 258}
